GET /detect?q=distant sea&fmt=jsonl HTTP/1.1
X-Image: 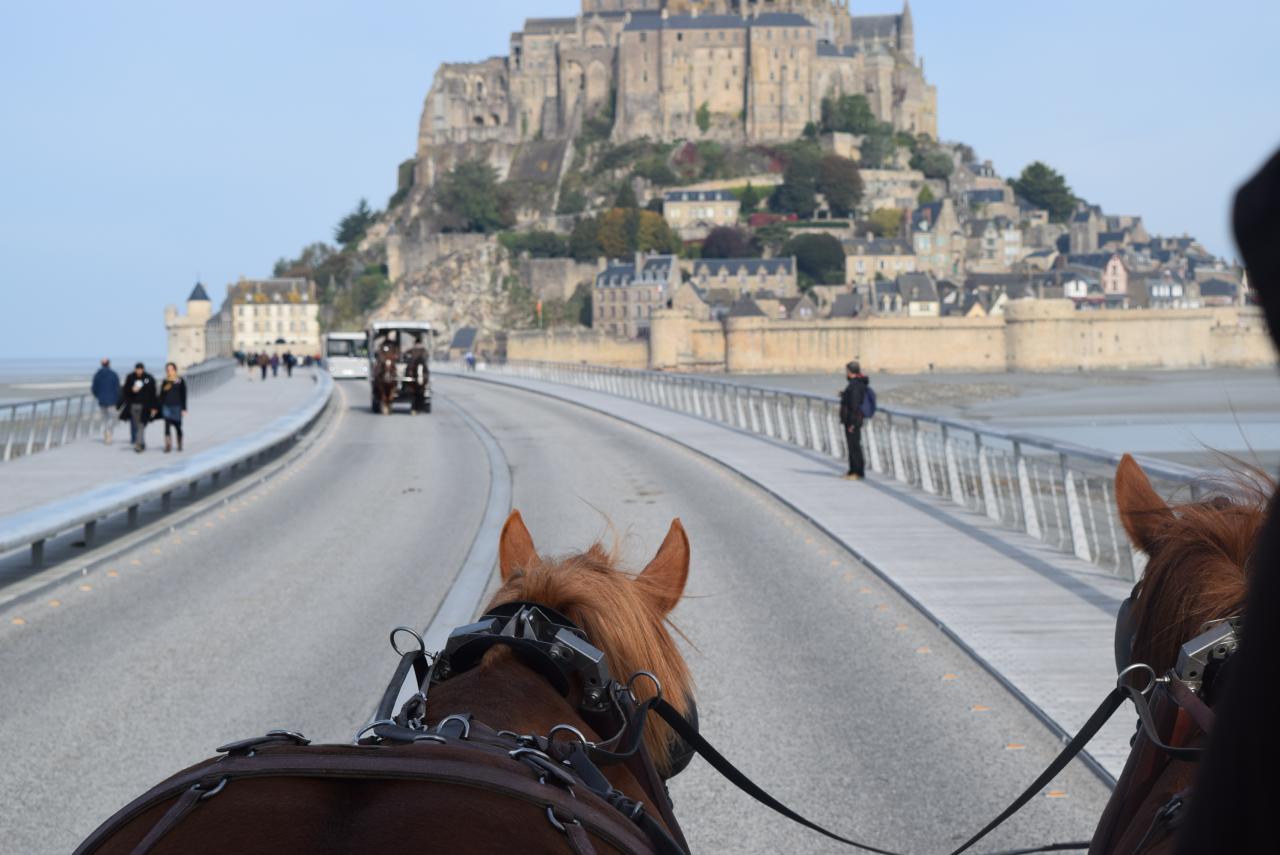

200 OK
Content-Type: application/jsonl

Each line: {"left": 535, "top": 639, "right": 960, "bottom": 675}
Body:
{"left": 0, "top": 357, "right": 165, "bottom": 403}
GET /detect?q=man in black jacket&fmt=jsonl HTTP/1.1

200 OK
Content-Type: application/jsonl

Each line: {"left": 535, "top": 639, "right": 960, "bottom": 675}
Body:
{"left": 838, "top": 360, "right": 869, "bottom": 480}
{"left": 119, "top": 362, "right": 157, "bottom": 453}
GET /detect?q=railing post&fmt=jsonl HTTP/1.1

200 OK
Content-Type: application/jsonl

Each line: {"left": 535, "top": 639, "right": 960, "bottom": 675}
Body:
{"left": 976, "top": 436, "right": 1000, "bottom": 521}
{"left": 942, "top": 425, "right": 964, "bottom": 504}
{"left": 25, "top": 402, "right": 40, "bottom": 456}
{"left": 1014, "top": 442, "right": 1042, "bottom": 539}
{"left": 913, "top": 418, "right": 935, "bottom": 494}
{"left": 864, "top": 420, "right": 883, "bottom": 473}
{"left": 1060, "top": 453, "right": 1092, "bottom": 562}
{"left": 888, "top": 415, "right": 907, "bottom": 482}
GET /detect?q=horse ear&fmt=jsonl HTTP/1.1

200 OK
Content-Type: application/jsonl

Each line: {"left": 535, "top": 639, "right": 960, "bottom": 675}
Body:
{"left": 499, "top": 510, "right": 538, "bottom": 582}
{"left": 1115, "top": 454, "right": 1173, "bottom": 555}
{"left": 639, "top": 519, "right": 689, "bottom": 614}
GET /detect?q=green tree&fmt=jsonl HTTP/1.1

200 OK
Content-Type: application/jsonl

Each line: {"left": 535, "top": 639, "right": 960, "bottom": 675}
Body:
{"left": 738, "top": 182, "right": 761, "bottom": 213}
{"left": 802, "top": 121, "right": 819, "bottom": 140}
{"left": 917, "top": 185, "right": 935, "bottom": 205}
{"left": 696, "top": 102, "right": 711, "bottom": 134}
{"left": 867, "top": 207, "right": 904, "bottom": 238}
{"left": 770, "top": 144, "right": 822, "bottom": 216}
{"left": 436, "top": 160, "right": 513, "bottom": 233}
{"left": 911, "top": 149, "right": 955, "bottom": 179}
{"left": 498, "top": 230, "right": 569, "bottom": 258}
{"left": 701, "top": 226, "right": 758, "bottom": 259}
{"left": 821, "top": 94, "right": 877, "bottom": 134}
{"left": 858, "top": 125, "right": 895, "bottom": 168}
{"left": 569, "top": 216, "right": 602, "bottom": 262}
{"left": 1012, "top": 161, "right": 1078, "bottom": 223}
{"left": 817, "top": 154, "right": 863, "bottom": 218}
{"left": 334, "top": 199, "right": 376, "bottom": 247}
{"left": 615, "top": 181, "right": 638, "bottom": 209}
{"left": 755, "top": 222, "right": 791, "bottom": 255}
{"left": 782, "top": 233, "right": 846, "bottom": 288}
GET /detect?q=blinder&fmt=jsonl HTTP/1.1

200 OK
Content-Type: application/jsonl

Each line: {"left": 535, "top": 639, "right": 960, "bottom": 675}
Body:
{"left": 431, "top": 600, "right": 699, "bottom": 779}
{"left": 1113, "top": 585, "right": 1242, "bottom": 697}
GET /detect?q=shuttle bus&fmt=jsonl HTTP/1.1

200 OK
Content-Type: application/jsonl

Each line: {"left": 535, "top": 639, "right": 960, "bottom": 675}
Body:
{"left": 322, "top": 331, "right": 370, "bottom": 380}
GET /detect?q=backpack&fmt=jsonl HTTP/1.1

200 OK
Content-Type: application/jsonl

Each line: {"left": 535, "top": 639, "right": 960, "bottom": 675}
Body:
{"left": 859, "top": 385, "right": 877, "bottom": 420}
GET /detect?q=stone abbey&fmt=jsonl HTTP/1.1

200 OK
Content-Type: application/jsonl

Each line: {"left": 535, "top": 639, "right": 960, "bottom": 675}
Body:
{"left": 419, "top": 0, "right": 935, "bottom": 156}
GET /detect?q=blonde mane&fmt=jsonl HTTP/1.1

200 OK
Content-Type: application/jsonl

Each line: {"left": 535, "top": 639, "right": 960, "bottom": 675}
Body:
{"left": 486, "top": 541, "right": 694, "bottom": 775}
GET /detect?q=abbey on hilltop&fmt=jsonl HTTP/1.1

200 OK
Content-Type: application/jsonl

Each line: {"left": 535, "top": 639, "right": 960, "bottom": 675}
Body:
{"left": 419, "top": 0, "right": 935, "bottom": 155}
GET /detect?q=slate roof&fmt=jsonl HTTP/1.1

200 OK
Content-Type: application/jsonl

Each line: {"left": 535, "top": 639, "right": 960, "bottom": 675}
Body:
{"left": 966, "top": 189, "right": 1006, "bottom": 205}
{"left": 1096, "top": 230, "right": 1127, "bottom": 245}
{"left": 829, "top": 293, "right": 863, "bottom": 318}
{"left": 1066, "top": 253, "right": 1122, "bottom": 271}
{"left": 850, "top": 14, "right": 900, "bottom": 41}
{"left": 665, "top": 189, "right": 736, "bottom": 203}
{"left": 524, "top": 17, "right": 578, "bottom": 34}
{"left": 188, "top": 282, "right": 210, "bottom": 302}
{"left": 727, "top": 295, "right": 766, "bottom": 318}
{"left": 596, "top": 254, "right": 677, "bottom": 288}
{"left": 449, "top": 327, "right": 478, "bottom": 350}
{"left": 692, "top": 257, "right": 794, "bottom": 276}
{"left": 845, "top": 237, "right": 912, "bottom": 256}
{"left": 1199, "top": 279, "right": 1237, "bottom": 298}
{"left": 897, "top": 272, "right": 939, "bottom": 303}
{"left": 911, "top": 201, "right": 942, "bottom": 229}
{"left": 625, "top": 11, "right": 808, "bottom": 31}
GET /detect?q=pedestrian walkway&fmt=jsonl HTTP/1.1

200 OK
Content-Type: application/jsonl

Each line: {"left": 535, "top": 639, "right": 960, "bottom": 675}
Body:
{"left": 440, "top": 370, "right": 1137, "bottom": 781}
{"left": 0, "top": 370, "right": 320, "bottom": 518}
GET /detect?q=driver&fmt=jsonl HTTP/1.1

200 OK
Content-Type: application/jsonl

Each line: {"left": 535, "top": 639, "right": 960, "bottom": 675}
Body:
{"left": 405, "top": 333, "right": 429, "bottom": 414}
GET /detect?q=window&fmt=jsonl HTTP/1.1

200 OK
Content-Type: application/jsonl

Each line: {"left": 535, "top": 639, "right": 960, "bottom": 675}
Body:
{"left": 677, "top": 33, "right": 683, "bottom": 41}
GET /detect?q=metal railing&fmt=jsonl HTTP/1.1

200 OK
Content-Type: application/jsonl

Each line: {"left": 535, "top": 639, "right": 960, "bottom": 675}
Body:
{"left": 0, "top": 359, "right": 236, "bottom": 464}
{"left": 465, "top": 360, "right": 1214, "bottom": 581}
{"left": 0, "top": 370, "right": 332, "bottom": 567}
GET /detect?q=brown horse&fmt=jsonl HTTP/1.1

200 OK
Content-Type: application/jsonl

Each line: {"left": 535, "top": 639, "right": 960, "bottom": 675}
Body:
{"left": 371, "top": 348, "right": 399, "bottom": 415}
{"left": 1090, "top": 454, "right": 1270, "bottom": 854}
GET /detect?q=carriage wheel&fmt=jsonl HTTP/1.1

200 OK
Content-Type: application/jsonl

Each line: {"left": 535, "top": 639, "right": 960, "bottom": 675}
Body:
{"left": 370, "top": 395, "right": 380, "bottom": 414}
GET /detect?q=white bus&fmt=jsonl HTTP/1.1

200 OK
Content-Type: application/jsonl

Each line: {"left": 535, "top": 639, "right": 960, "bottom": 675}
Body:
{"left": 323, "top": 332, "right": 370, "bottom": 380}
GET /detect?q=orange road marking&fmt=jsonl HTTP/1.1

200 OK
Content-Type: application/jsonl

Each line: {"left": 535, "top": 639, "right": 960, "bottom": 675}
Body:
{"left": 971, "top": 705, "right": 993, "bottom": 713}
{"left": 876, "top": 604, "right": 889, "bottom": 611}
{"left": 859, "top": 587, "right": 871, "bottom": 594}
{"left": 1006, "top": 743, "right": 1026, "bottom": 751}
{"left": 916, "top": 646, "right": 931, "bottom": 654}
{"left": 830, "top": 560, "right": 840, "bottom": 567}
{"left": 1046, "top": 790, "right": 1068, "bottom": 799}
{"left": 78, "top": 584, "right": 92, "bottom": 592}
{"left": 106, "top": 571, "right": 119, "bottom": 578}
{"left": 131, "top": 559, "right": 142, "bottom": 566}
{"left": 48, "top": 600, "right": 61, "bottom": 608}
{"left": 894, "top": 624, "right": 908, "bottom": 631}
{"left": 11, "top": 617, "right": 25, "bottom": 625}
{"left": 941, "top": 673, "right": 958, "bottom": 681}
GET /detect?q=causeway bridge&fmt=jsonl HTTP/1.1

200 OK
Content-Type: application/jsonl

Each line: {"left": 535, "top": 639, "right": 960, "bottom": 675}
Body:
{"left": 0, "top": 361, "right": 1193, "bottom": 853}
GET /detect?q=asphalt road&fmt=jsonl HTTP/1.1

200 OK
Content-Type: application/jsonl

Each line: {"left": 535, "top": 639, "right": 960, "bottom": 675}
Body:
{"left": 0, "top": 377, "right": 1113, "bottom": 854}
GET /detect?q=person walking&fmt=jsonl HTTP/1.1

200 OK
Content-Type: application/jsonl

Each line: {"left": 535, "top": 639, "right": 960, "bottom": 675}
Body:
{"left": 283, "top": 350, "right": 295, "bottom": 378}
{"left": 119, "top": 362, "right": 157, "bottom": 453}
{"left": 257, "top": 352, "right": 269, "bottom": 381}
{"left": 270, "top": 353, "right": 280, "bottom": 378}
{"left": 838, "top": 360, "right": 874, "bottom": 480}
{"left": 158, "top": 362, "right": 188, "bottom": 453}
{"left": 91, "top": 358, "right": 120, "bottom": 445}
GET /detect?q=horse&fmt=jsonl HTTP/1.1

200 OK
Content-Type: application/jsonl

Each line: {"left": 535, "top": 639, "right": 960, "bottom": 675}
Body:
{"left": 371, "top": 347, "right": 399, "bottom": 415}
{"left": 1089, "top": 454, "right": 1270, "bottom": 854}
{"left": 76, "top": 511, "right": 697, "bottom": 854}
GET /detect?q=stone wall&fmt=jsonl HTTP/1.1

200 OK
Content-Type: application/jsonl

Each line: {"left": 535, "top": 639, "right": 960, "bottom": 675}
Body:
{"left": 521, "top": 258, "right": 597, "bottom": 302}
{"left": 507, "top": 328, "right": 648, "bottom": 368}
{"left": 515, "top": 300, "right": 1277, "bottom": 375}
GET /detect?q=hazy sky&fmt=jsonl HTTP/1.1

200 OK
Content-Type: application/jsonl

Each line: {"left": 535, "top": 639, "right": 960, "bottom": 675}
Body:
{"left": 2, "top": 1, "right": 1278, "bottom": 358}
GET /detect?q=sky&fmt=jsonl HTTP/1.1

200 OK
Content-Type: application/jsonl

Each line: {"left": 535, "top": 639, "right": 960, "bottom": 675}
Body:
{"left": 2, "top": 1, "right": 1278, "bottom": 359}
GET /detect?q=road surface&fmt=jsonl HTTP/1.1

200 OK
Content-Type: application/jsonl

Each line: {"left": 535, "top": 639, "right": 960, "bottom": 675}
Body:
{"left": 0, "top": 377, "right": 1113, "bottom": 853}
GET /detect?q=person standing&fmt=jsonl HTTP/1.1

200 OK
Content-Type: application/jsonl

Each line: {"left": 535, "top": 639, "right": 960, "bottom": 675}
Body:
{"left": 158, "top": 362, "right": 188, "bottom": 453}
{"left": 119, "top": 362, "right": 157, "bottom": 453}
{"left": 283, "top": 350, "right": 295, "bottom": 378}
{"left": 838, "top": 360, "right": 873, "bottom": 480}
{"left": 405, "top": 335, "right": 429, "bottom": 414}
{"left": 91, "top": 358, "right": 120, "bottom": 445}
{"left": 257, "top": 352, "right": 269, "bottom": 381}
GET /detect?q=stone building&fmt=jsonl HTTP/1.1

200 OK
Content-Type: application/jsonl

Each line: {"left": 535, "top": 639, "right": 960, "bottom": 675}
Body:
{"left": 686, "top": 256, "right": 797, "bottom": 296}
{"left": 416, "top": 1, "right": 936, "bottom": 182}
{"left": 165, "top": 283, "right": 214, "bottom": 368}
{"left": 226, "top": 278, "right": 321, "bottom": 357}
{"left": 910, "top": 198, "right": 964, "bottom": 278}
{"left": 664, "top": 189, "right": 741, "bottom": 239}
{"left": 843, "top": 235, "right": 915, "bottom": 285}
{"left": 593, "top": 253, "right": 677, "bottom": 337}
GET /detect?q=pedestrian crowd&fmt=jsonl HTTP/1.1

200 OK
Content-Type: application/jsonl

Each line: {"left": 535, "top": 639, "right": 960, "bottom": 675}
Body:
{"left": 234, "top": 350, "right": 313, "bottom": 381}
{"left": 90, "top": 359, "right": 187, "bottom": 454}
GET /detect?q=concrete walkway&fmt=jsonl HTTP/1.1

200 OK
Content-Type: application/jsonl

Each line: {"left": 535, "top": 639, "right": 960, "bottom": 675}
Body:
{"left": 0, "top": 371, "right": 320, "bottom": 518}
{"left": 445, "top": 368, "right": 1138, "bottom": 781}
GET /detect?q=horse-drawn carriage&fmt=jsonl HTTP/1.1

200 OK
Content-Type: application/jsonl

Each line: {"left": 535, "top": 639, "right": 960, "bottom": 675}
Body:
{"left": 368, "top": 320, "right": 437, "bottom": 415}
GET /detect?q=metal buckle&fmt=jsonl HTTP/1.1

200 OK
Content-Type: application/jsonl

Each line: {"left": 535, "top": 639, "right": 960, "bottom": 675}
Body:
{"left": 546, "top": 805, "right": 581, "bottom": 834}
{"left": 389, "top": 626, "right": 426, "bottom": 657}
{"left": 436, "top": 714, "right": 472, "bottom": 739}
{"left": 1117, "top": 662, "right": 1162, "bottom": 697}
{"left": 627, "top": 670, "right": 663, "bottom": 705}
{"left": 548, "top": 724, "right": 594, "bottom": 749}
{"left": 195, "top": 778, "right": 227, "bottom": 800}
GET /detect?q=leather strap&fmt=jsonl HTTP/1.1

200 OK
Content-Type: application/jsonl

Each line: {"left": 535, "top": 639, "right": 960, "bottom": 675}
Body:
{"left": 129, "top": 783, "right": 204, "bottom": 855}
{"left": 1126, "top": 684, "right": 1203, "bottom": 763}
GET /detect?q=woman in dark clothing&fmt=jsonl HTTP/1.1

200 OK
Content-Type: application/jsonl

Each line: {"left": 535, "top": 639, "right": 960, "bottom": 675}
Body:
{"left": 159, "top": 362, "right": 188, "bottom": 453}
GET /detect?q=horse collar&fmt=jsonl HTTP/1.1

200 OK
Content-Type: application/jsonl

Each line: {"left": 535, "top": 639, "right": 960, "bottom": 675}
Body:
{"left": 432, "top": 601, "right": 615, "bottom": 714}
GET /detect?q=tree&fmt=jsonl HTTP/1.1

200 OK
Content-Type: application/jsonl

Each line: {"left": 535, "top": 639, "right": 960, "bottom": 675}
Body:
{"left": 436, "top": 160, "right": 513, "bottom": 233}
{"left": 1012, "top": 161, "right": 1078, "bottom": 223}
{"left": 739, "top": 182, "right": 761, "bottom": 213}
{"left": 635, "top": 209, "right": 680, "bottom": 254}
{"left": 498, "top": 230, "right": 569, "bottom": 258}
{"left": 802, "top": 121, "right": 819, "bottom": 140}
{"left": 594, "top": 208, "right": 679, "bottom": 259}
{"left": 911, "top": 149, "right": 955, "bottom": 180}
{"left": 782, "top": 233, "right": 846, "bottom": 288}
{"left": 557, "top": 187, "right": 587, "bottom": 216}
{"left": 645, "top": 197, "right": 664, "bottom": 214}
{"left": 917, "top": 185, "right": 935, "bottom": 205}
{"left": 858, "top": 125, "right": 895, "bottom": 168}
{"left": 334, "top": 199, "right": 376, "bottom": 247}
{"left": 570, "top": 217, "right": 602, "bottom": 262}
{"left": 755, "top": 222, "right": 791, "bottom": 255}
{"left": 615, "top": 181, "right": 638, "bottom": 209}
{"left": 770, "top": 144, "right": 822, "bottom": 216}
{"left": 817, "top": 154, "right": 863, "bottom": 218}
{"left": 821, "top": 94, "right": 877, "bottom": 135}
{"left": 696, "top": 102, "right": 711, "bottom": 134}
{"left": 867, "top": 207, "right": 904, "bottom": 238}
{"left": 701, "top": 226, "right": 758, "bottom": 259}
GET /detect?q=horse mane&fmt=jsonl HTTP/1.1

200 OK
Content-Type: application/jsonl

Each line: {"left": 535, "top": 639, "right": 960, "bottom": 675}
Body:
{"left": 484, "top": 542, "right": 693, "bottom": 774}
{"left": 1130, "top": 469, "right": 1272, "bottom": 675}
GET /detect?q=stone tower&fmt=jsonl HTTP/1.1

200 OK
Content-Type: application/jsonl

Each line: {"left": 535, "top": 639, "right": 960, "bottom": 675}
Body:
{"left": 165, "top": 282, "right": 212, "bottom": 368}
{"left": 899, "top": 0, "right": 914, "bottom": 57}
